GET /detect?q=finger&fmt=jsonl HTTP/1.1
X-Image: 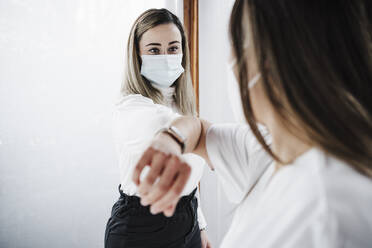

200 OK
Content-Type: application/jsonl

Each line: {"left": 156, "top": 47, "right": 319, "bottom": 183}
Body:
{"left": 132, "top": 147, "right": 154, "bottom": 185}
{"left": 141, "top": 155, "right": 180, "bottom": 206}
{"left": 162, "top": 197, "right": 179, "bottom": 217}
{"left": 201, "top": 233, "right": 206, "bottom": 248}
{"left": 164, "top": 201, "right": 177, "bottom": 214}
{"left": 150, "top": 163, "right": 191, "bottom": 216}
{"left": 138, "top": 152, "right": 168, "bottom": 197}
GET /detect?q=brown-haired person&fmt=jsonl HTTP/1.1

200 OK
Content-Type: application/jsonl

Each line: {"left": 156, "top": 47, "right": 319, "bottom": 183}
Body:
{"left": 104, "top": 9, "right": 211, "bottom": 248}
{"left": 133, "top": 1, "right": 372, "bottom": 247}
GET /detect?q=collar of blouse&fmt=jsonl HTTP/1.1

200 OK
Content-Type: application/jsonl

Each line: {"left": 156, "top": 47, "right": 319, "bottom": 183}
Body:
{"left": 151, "top": 83, "right": 177, "bottom": 110}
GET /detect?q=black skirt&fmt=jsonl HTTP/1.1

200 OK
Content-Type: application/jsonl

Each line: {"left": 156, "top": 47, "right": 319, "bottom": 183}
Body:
{"left": 104, "top": 184, "right": 202, "bottom": 248}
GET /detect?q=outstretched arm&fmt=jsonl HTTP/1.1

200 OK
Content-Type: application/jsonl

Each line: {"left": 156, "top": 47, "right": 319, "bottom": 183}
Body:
{"left": 132, "top": 116, "right": 213, "bottom": 217}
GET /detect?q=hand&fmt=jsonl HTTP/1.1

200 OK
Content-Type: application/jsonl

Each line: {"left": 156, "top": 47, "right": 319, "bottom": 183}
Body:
{"left": 201, "top": 230, "right": 212, "bottom": 248}
{"left": 132, "top": 132, "right": 191, "bottom": 217}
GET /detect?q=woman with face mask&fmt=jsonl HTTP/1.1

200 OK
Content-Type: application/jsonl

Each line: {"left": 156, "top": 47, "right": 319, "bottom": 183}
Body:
{"left": 104, "top": 8, "right": 211, "bottom": 248}
{"left": 133, "top": 0, "right": 372, "bottom": 247}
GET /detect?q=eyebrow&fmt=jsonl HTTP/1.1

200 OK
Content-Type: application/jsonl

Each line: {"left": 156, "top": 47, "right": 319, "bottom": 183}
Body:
{"left": 145, "top": 41, "right": 180, "bottom": 46}
{"left": 168, "top": 41, "right": 180, "bottom": 45}
{"left": 145, "top": 43, "right": 161, "bottom": 47}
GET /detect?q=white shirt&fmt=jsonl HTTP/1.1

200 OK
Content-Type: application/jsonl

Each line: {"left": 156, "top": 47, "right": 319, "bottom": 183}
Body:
{"left": 112, "top": 85, "right": 207, "bottom": 229}
{"left": 206, "top": 123, "right": 372, "bottom": 247}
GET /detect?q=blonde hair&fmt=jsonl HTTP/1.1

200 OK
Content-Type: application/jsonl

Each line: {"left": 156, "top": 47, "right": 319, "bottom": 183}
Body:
{"left": 121, "top": 8, "right": 196, "bottom": 116}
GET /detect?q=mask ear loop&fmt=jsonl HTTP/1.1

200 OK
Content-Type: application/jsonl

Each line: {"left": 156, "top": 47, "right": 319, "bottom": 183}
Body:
{"left": 228, "top": 57, "right": 261, "bottom": 89}
{"left": 236, "top": 41, "right": 261, "bottom": 89}
{"left": 248, "top": 74, "right": 261, "bottom": 89}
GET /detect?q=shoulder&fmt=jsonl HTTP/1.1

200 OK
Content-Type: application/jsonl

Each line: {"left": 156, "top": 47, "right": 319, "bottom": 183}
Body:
{"left": 259, "top": 150, "right": 372, "bottom": 246}
{"left": 112, "top": 94, "right": 180, "bottom": 139}
{"left": 114, "top": 94, "right": 171, "bottom": 119}
{"left": 311, "top": 149, "right": 372, "bottom": 213}
{"left": 286, "top": 149, "right": 372, "bottom": 245}
{"left": 321, "top": 155, "right": 372, "bottom": 242}
{"left": 114, "top": 94, "right": 178, "bottom": 117}
{"left": 115, "top": 94, "right": 155, "bottom": 111}
{"left": 284, "top": 148, "right": 372, "bottom": 207}
{"left": 113, "top": 94, "right": 157, "bottom": 126}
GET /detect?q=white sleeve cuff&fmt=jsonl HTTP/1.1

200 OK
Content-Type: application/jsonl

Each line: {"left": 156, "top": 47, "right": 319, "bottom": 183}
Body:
{"left": 196, "top": 185, "right": 207, "bottom": 229}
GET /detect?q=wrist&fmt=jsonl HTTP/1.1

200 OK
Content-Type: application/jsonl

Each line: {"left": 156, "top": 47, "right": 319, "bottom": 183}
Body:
{"left": 159, "top": 131, "right": 183, "bottom": 153}
{"left": 156, "top": 126, "right": 187, "bottom": 154}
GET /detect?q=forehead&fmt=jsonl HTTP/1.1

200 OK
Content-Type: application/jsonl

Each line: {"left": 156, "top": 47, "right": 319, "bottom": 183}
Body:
{"left": 140, "top": 23, "right": 182, "bottom": 44}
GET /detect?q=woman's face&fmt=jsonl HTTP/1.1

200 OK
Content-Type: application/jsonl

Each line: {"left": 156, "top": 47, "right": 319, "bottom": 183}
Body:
{"left": 139, "top": 23, "right": 182, "bottom": 56}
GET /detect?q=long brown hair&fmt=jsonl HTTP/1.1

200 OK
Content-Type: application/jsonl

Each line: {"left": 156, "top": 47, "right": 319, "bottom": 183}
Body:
{"left": 230, "top": 0, "right": 372, "bottom": 177}
{"left": 122, "top": 8, "right": 196, "bottom": 116}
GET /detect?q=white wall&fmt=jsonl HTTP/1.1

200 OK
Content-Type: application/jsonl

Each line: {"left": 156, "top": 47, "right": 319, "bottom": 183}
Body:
{"left": 0, "top": 1, "right": 182, "bottom": 247}
{"left": 198, "top": 0, "right": 237, "bottom": 246}
{"left": 0, "top": 0, "right": 239, "bottom": 246}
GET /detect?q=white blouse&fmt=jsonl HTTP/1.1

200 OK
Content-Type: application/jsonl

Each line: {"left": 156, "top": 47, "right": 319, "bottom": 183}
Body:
{"left": 206, "top": 123, "right": 372, "bottom": 247}
{"left": 112, "top": 85, "right": 207, "bottom": 229}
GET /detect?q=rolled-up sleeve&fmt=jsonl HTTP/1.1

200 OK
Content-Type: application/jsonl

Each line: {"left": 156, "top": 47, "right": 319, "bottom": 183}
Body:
{"left": 206, "top": 123, "right": 272, "bottom": 204}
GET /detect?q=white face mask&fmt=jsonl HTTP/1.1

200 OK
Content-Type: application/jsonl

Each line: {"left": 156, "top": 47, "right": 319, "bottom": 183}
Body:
{"left": 227, "top": 59, "right": 261, "bottom": 123}
{"left": 140, "top": 54, "right": 184, "bottom": 87}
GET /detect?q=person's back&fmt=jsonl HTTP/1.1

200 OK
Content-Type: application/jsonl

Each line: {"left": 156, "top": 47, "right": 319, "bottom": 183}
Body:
{"left": 234, "top": 148, "right": 372, "bottom": 248}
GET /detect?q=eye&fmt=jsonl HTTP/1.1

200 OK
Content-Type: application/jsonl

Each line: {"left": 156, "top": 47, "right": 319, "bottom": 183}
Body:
{"left": 168, "top": 46, "right": 179, "bottom": 53}
{"left": 148, "top": 47, "right": 160, "bottom": 54}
